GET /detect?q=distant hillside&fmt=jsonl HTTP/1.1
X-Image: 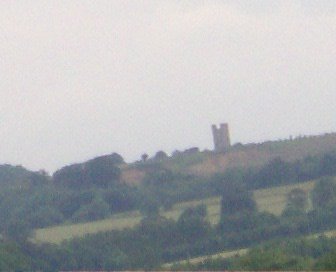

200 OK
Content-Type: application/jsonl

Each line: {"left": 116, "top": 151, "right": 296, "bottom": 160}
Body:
{"left": 181, "top": 133, "right": 336, "bottom": 177}
{"left": 121, "top": 133, "right": 336, "bottom": 184}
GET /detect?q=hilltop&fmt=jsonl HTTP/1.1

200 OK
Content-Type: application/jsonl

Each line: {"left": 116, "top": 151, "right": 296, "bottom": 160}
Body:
{"left": 121, "top": 132, "right": 336, "bottom": 184}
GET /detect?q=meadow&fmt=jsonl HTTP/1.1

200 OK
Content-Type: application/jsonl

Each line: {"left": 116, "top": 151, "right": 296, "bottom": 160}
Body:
{"left": 33, "top": 180, "right": 316, "bottom": 244}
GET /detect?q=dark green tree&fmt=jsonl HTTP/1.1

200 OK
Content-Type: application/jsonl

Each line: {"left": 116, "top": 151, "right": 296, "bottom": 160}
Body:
{"left": 139, "top": 197, "right": 160, "bottom": 218}
{"left": 220, "top": 182, "right": 256, "bottom": 216}
{"left": 176, "top": 204, "right": 210, "bottom": 242}
{"left": 141, "top": 153, "right": 148, "bottom": 162}
{"left": 311, "top": 177, "right": 336, "bottom": 210}
{"left": 72, "top": 197, "right": 110, "bottom": 222}
{"left": 85, "top": 156, "right": 121, "bottom": 187}
{"left": 219, "top": 182, "right": 257, "bottom": 233}
{"left": 153, "top": 151, "right": 168, "bottom": 162}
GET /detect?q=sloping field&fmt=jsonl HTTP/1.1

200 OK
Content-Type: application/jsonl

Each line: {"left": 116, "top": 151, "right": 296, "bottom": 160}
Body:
{"left": 32, "top": 211, "right": 142, "bottom": 244}
{"left": 32, "top": 180, "right": 317, "bottom": 244}
{"left": 254, "top": 180, "right": 315, "bottom": 215}
{"left": 166, "top": 180, "right": 316, "bottom": 225}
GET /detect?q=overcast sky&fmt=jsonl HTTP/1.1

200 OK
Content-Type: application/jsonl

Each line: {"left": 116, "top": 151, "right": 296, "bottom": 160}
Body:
{"left": 0, "top": 1, "right": 335, "bottom": 172}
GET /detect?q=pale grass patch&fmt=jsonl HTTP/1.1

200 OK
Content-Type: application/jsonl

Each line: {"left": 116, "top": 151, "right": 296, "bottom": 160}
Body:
{"left": 162, "top": 248, "right": 248, "bottom": 268}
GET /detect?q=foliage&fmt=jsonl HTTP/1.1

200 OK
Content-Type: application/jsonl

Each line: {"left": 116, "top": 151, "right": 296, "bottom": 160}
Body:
{"left": 1, "top": 148, "right": 336, "bottom": 270}
{"left": 53, "top": 153, "right": 122, "bottom": 188}
{"left": 104, "top": 184, "right": 139, "bottom": 213}
{"left": 315, "top": 248, "right": 336, "bottom": 270}
{"left": 0, "top": 241, "right": 32, "bottom": 271}
{"left": 219, "top": 182, "right": 256, "bottom": 216}
{"left": 176, "top": 204, "right": 210, "bottom": 243}
{"left": 139, "top": 196, "right": 160, "bottom": 217}
{"left": 153, "top": 150, "right": 168, "bottom": 161}
{"left": 72, "top": 196, "right": 110, "bottom": 222}
{"left": 231, "top": 246, "right": 312, "bottom": 270}
{"left": 141, "top": 153, "right": 148, "bottom": 162}
{"left": 311, "top": 177, "right": 336, "bottom": 210}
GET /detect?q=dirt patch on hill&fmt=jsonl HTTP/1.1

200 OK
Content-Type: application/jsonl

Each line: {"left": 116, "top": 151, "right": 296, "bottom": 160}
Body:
{"left": 189, "top": 133, "right": 336, "bottom": 177}
{"left": 188, "top": 149, "right": 271, "bottom": 176}
{"left": 122, "top": 133, "right": 336, "bottom": 181}
{"left": 121, "top": 168, "right": 146, "bottom": 185}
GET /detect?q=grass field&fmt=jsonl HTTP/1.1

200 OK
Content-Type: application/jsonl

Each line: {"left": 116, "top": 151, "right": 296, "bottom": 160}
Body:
{"left": 32, "top": 210, "right": 143, "bottom": 244}
{"left": 32, "top": 180, "right": 316, "bottom": 244}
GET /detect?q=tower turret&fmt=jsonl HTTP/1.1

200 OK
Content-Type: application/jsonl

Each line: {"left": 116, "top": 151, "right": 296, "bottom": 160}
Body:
{"left": 212, "top": 123, "right": 231, "bottom": 152}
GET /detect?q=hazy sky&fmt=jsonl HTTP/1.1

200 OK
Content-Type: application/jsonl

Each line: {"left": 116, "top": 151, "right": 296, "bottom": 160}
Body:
{"left": 1, "top": 1, "right": 335, "bottom": 172}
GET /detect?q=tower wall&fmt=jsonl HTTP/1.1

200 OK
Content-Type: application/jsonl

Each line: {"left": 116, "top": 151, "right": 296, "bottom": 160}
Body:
{"left": 212, "top": 123, "right": 231, "bottom": 152}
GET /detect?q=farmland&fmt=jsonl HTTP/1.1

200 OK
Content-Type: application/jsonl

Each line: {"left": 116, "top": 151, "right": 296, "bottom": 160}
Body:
{"left": 33, "top": 179, "right": 316, "bottom": 244}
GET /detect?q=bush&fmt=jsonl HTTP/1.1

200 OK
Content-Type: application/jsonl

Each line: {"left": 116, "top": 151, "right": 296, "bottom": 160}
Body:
{"left": 72, "top": 197, "right": 110, "bottom": 222}
{"left": 311, "top": 177, "right": 336, "bottom": 210}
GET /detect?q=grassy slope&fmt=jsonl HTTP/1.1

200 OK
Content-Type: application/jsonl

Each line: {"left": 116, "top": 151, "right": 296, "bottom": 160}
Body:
{"left": 32, "top": 180, "right": 316, "bottom": 244}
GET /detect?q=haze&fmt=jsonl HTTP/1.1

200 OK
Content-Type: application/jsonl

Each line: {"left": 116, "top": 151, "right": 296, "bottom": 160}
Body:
{"left": 0, "top": 0, "right": 335, "bottom": 172}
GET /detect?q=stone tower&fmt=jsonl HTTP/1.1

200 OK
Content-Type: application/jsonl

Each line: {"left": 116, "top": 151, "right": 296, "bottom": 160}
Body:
{"left": 212, "top": 123, "right": 231, "bottom": 152}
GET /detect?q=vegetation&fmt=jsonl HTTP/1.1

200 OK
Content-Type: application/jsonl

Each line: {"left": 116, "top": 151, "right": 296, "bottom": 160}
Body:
{"left": 25, "top": 175, "right": 336, "bottom": 270}
{"left": 171, "top": 236, "right": 336, "bottom": 271}
{"left": 1, "top": 135, "right": 336, "bottom": 270}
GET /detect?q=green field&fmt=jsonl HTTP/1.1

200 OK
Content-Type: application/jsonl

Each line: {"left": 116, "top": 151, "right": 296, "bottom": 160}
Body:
{"left": 32, "top": 180, "right": 316, "bottom": 244}
{"left": 32, "top": 210, "right": 143, "bottom": 244}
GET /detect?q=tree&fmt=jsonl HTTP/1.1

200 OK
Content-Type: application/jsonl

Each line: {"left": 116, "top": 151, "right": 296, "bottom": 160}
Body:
{"left": 109, "top": 153, "right": 124, "bottom": 164}
{"left": 72, "top": 197, "right": 110, "bottom": 222}
{"left": 0, "top": 242, "right": 32, "bottom": 270}
{"left": 220, "top": 182, "right": 256, "bottom": 216}
{"left": 177, "top": 204, "right": 209, "bottom": 241}
{"left": 231, "top": 245, "right": 311, "bottom": 271}
{"left": 141, "top": 153, "right": 148, "bottom": 162}
{"left": 219, "top": 182, "right": 257, "bottom": 233}
{"left": 311, "top": 177, "right": 336, "bottom": 210}
{"left": 153, "top": 151, "right": 168, "bottom": 162}
{"left": 53, "top": 164, "right": 84, "bottom": 188}
{"left": 139, "top": 197, "right": 160, "bottom": 218}
{"left": 253, "top": 157, "right": 294, "bottom": 188}
{"left": 314, "top": 248, "right": 336, "bottom": 270}
{"left": 104, "top": 185, "right": 138, "bottom": 213}
{"left": 84, "top": 156, "right": 121, "bottom": 187}
{"left": 319, "top": 152, "right": 336, "bottom": 176}
{"left": 5, "top": 219, "right": 32, "bottom": 242}
{"left": 53, "top": 155, "right": 121, "bottom": 188}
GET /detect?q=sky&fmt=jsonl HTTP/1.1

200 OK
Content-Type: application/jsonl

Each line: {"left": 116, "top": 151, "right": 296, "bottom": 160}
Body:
{"left": 0, "top": 0, "right": 335, "bottom": 173}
